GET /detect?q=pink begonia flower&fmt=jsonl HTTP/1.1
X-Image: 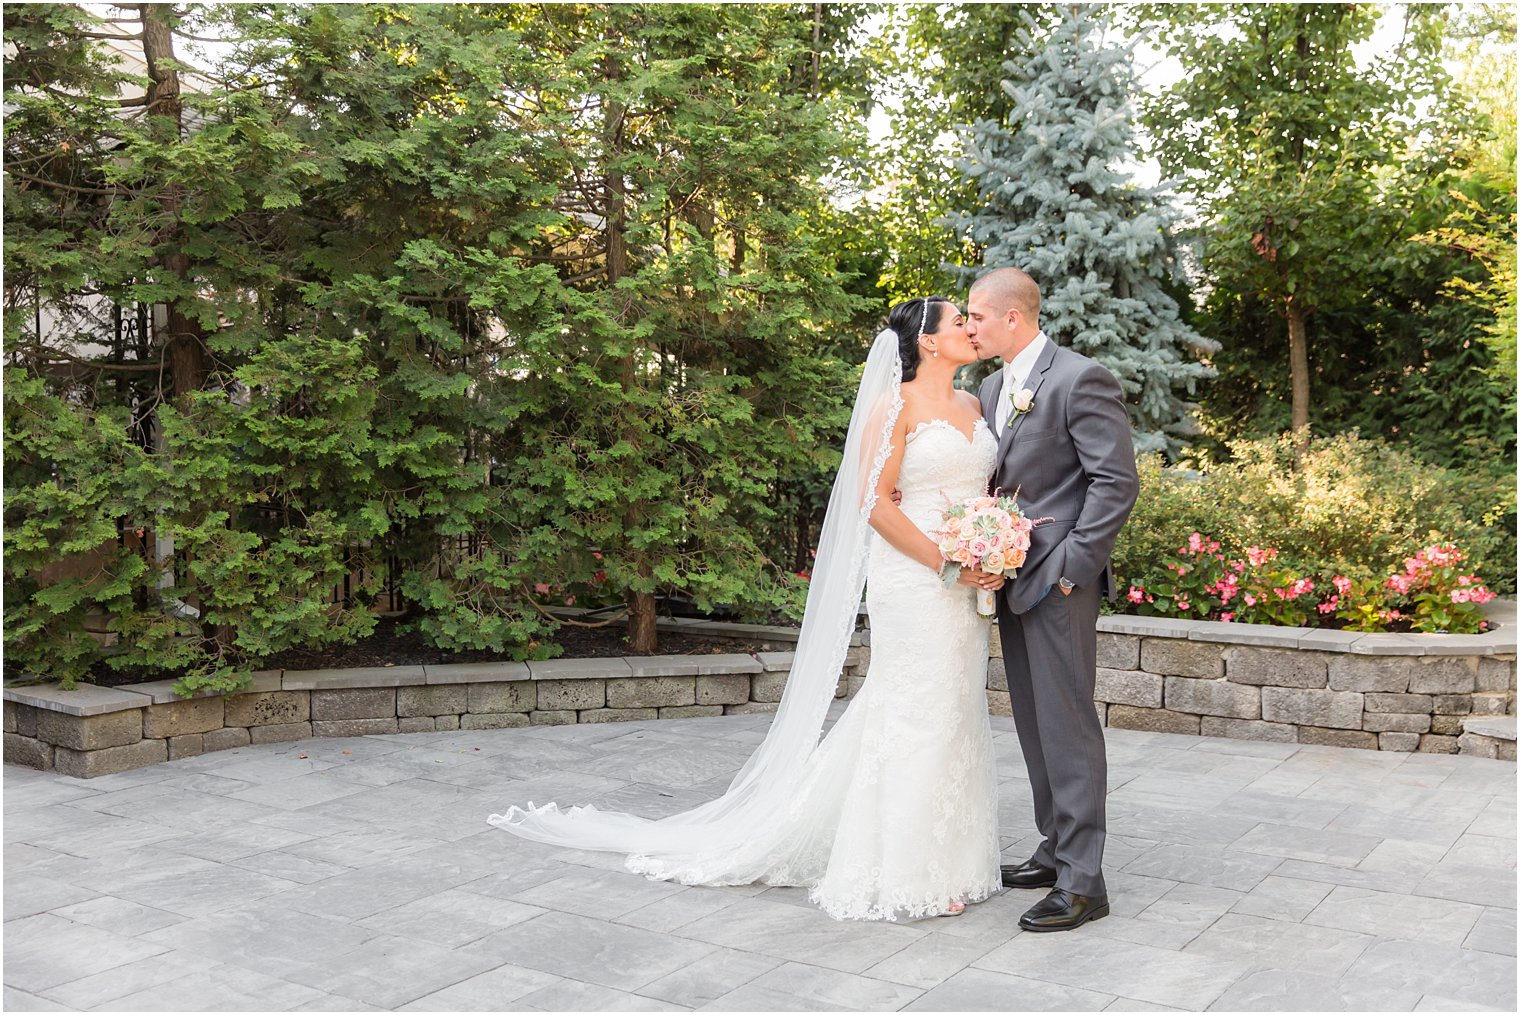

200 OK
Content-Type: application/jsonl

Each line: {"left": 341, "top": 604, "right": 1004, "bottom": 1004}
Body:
{"left": 1127, "top": 586, "right": 1145, "bottom": 603}
{"left": 1451, "top": 589, "right": 1470, "bottom": 604}
{"left": 563, "top": 595, "right": 576, "bottom": 606}
{"left": 1246, "top": 546, "right": 1275, "bottom": 567}
{"left": 1220, "top": 612, "right": 1235, "bottom": 622}
{"left": 1244, "top": 594, "right": 1257, "bottom": 606}
{"left": 1332, "top": 575, "right": 1352, "bottom": 595}
{"left": 533, "top": 582, "right": 552, "bottom": 595}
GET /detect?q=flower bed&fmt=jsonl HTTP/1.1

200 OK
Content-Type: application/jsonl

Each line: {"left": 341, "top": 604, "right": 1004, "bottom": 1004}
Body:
{"left": 1123, "top": 536, "right": 1500, "bottom": 634}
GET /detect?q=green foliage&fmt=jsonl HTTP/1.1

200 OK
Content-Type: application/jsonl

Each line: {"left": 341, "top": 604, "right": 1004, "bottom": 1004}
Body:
{"left": 952, "top": 6, "right": 1218, "bottom": 455}
{"left": 4, "top": 3, "right": 870, "bottom": 689}
{"left": 1114, "top": 434, "right": 1517, "bottom": 614}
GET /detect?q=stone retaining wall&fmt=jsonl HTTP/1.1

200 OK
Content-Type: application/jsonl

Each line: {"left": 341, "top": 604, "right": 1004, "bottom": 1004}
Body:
{"left": 986, "top": 610, "right": 1517, "bottom": 759}
{"left": 3, "top": 648, "right": 868, "bottom": 778}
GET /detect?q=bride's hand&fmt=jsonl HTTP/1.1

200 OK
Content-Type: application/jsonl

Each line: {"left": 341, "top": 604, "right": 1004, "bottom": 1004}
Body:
{"left": 957, "top": 568, "right": 1004, "bottom": 591}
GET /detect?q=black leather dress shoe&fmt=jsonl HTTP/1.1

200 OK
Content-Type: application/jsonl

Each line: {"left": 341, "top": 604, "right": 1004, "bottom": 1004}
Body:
{"left": 1018, "top": 888, "right": 1110, "bottom": 932}
{"left": 1000, "top": 857, "right": 1058, "bottom": 890}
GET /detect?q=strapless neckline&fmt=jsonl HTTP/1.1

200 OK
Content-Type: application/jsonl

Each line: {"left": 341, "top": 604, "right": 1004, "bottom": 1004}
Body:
{"left": 905, "top": 417, "right": 991, "bottom": 446}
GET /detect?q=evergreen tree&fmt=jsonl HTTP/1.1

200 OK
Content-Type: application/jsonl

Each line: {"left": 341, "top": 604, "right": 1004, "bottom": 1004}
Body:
{"left": 952, "top": 7, "right": 1216, "bottom": 455}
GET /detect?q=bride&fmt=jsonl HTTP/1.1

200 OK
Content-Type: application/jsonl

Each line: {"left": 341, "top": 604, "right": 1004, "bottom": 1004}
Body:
{"left": 490, "top": 296, "right": 1005, "bottom": 921}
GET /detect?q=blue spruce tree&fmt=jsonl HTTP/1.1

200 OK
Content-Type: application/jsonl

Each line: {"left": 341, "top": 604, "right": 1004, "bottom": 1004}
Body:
{"left": 953, "top": 7, "right": 1217, "bottom": 455}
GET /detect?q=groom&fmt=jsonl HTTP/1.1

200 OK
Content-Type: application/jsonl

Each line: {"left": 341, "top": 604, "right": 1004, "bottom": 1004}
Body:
{"left": 966, "top": 267, "right": 1139, "bottom": 932}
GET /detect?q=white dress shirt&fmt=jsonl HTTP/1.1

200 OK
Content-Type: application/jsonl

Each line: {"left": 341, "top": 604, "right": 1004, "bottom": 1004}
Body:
{"left": 994, "top": 331, "right": 1049, "bottom": 432}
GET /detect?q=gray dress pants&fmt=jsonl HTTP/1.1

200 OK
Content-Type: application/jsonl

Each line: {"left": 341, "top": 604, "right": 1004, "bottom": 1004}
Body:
{"left": 995, "top": 581, "right": 1108, "bottom": 897}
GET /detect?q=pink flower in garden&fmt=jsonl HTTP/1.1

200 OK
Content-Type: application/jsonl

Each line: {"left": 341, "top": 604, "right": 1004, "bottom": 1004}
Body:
{"left": 533, "top": 582, "right": 551, "bottom": 595}
{"left": 1451, "top": 589, "right": 1471, "bottom": 604}
{"left": 1188, "top": 532, "right": 1205, "bottom": 553}
{"left": 1220, "top": 612, "right": 1234, "bottom": 622}
{"left": 1319, "top": 597, "right": 1338, "bottom": 614}
{"left": 1332, "top": 575, "right": 1352, "bottom": 596}
{"left": 1128, "top": 586, "right": 1145, "bottom": 603}
{"left": 1290, "top": 578, "right": 1314, "bottom": 597}
{"left": 593, "top": 552, "right": 603, "bottom": 560}
{"left": 1246, "top": 546, "right": 1275, "bottom": 567}
{"left": 1244, "top": 594, "right": 1257, "bottom": 607}
{"left": 564, "top": 595, "right": 576, "bottom": 605}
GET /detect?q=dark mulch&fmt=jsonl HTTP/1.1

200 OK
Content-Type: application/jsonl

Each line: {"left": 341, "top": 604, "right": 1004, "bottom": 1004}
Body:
{"left": 64, "top": 615, "right": 785, "bottom": 688}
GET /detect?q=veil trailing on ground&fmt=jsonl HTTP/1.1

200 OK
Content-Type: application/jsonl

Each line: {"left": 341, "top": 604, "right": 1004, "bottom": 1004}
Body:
{"left": 487, "top": 329, "right": 904, "bottom": 872}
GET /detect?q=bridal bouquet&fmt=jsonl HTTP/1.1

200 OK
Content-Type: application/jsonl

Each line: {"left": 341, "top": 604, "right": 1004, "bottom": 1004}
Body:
{"left": 936, "top": 492, "right": 1038, "bottom": 617}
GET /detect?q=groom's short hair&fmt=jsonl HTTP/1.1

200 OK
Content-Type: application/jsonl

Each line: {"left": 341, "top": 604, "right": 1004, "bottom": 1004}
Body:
{"left": 971, "top": 267, "right": 1041, "bottom": 320}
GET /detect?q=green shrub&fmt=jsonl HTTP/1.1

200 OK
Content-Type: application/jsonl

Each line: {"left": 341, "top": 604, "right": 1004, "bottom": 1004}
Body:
{"left": 1114, "top": 432, "right": 1516, "bottom": 603}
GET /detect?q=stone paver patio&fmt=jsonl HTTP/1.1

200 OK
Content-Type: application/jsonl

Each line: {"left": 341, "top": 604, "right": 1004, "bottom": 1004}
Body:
{"left": 4, "top": 704, "right": 1515, "bottom": 1012}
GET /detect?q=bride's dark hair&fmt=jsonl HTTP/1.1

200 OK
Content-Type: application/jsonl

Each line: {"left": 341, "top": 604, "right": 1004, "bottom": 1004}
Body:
{"left": 886, "top": 296, "right": 953, "bottom": 381}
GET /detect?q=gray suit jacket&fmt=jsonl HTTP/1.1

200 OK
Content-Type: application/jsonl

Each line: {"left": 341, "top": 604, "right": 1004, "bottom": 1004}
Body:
{"left": 978, "top": 341, "right": 1139, "bottom": 615}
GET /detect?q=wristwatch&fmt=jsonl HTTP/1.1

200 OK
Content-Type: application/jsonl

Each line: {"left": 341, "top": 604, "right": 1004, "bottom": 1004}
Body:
{"left": 1058, "top": 577, "right": 1075, "bottom": 594}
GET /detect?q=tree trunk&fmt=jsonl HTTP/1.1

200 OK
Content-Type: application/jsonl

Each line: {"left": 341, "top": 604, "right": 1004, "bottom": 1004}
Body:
{"left": 1286, "top": 298, "right": 1310, "bottom": 438}
{"left": 603, "top": 51, "right": 658, "bottom": 654}
{"left": 142, "top": 4, "right": 205, "bottom": 403}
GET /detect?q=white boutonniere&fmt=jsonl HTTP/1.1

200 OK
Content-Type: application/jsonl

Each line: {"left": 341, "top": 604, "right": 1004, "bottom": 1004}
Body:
{"left": 1007, "top": 387, "right": 1035, "bottom": 428}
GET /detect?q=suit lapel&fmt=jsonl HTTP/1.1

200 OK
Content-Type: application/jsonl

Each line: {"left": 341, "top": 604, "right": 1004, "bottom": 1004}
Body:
{"left": 996, "top": 340, "right": 1058, "bottom": 462}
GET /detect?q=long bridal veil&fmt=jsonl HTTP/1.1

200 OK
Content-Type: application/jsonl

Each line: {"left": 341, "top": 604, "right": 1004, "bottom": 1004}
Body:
{"left": 487, "top": 329, "right": 904, "bottom": 873}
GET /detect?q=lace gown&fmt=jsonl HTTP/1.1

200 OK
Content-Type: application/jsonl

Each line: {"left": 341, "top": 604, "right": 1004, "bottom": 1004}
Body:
{"left": 630, "top": 417, "right": 1002, "bottom": 921}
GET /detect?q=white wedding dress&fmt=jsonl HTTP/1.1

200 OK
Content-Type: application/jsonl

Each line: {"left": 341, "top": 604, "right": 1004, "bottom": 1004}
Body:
{"left": 627, "top": 417, "right": 1003, "bottom": 920}
{"left": 490, "top": 331, "right": 1001, "bottom": 922}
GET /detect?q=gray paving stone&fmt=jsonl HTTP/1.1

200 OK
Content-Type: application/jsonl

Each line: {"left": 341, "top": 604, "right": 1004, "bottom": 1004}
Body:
{"left": 102, "top": 958, "right": 334, "bottom": 1011}
{"left": 1343, "top": 938, "right": 1517, "bottom": 1010}
{"left": 2, "top": 872, "right": 101, "bottom": 921}
{"left": 635, "top": 948, "right": 781, "bottom": 1008}
{"left": 614, "top": 886, "right": 748, "bottom": 934}
{"left": 863, "top": 931, "right": 999, "bottom": 989}
{"left": 2, "top": 912, "right": 170, "bottom": 992}
{"left": 398, "top": 962, "right": 561, "bottom": 1011}
{"left": 1302, "top": 884, "right": 1486, "bottom": 945}
{"left": 1229, "top": 822, "right": 1382, "bottom": 866}
{"left": 286, "top": 932, "right": 505, "bottom": 1009}
{"left": 1228, "top": 875, "right": 1334, "bottom": 922}
{"left": 1204, "top": 967, "right": 1422, "bottom": 1011}
{"left": 7, "top": 709, "right": 1517, "bottom": 1014}
{"left": 510, "top": 865, "right": 686, "bottom": 919}
{"left": 728, "top": 962, "right": 924, "bottom": 1011}
{"left": 1414, "top": 861, "right": 1518, "bottom": 909}
{"left": 2, "top": 986, "right": 71, "bottom": 1011}
{"left": 461, "top": 910, "right": 715, "bottom": 990}
{"left": 37, "top": 949, "right": 213, "bottom": 1010}
{"left": 1121, "top": 842, "right": 1282, "bottom": 891}
{"left": 975, "top": 928, "right": 1249, "bottom": 1010}
{"left": 516, "top": 978, "right": 689, "bottom": 1011}
{"left": 1181, "top": 912, "right": 1376, "bottom": 977}
{"left": 45, "top": 894, "right": 185, "bottom": 937}
{"left": 678, "top": 896, "right": 925, "bottom": 974}
{"left": 354, "top": 888, "right": 546, "bottom": 947}
{"left": 904, "top": 967, "right": 1115, "bottom": 1011}
{"left": 1464, "top": 905, "right": 1517, "bottom": 955}
{"left": 1136, "top": 882, "right": 1242, "bottom": 933}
